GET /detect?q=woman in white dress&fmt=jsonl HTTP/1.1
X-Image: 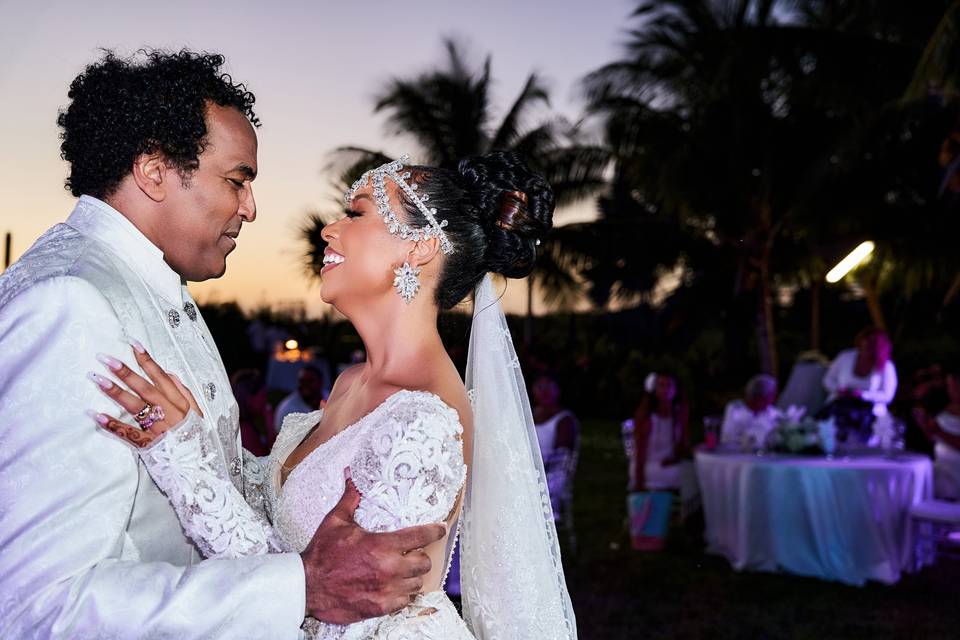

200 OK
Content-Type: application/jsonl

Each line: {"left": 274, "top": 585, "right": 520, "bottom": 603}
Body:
{"left": 90, "top": 153, "right": 577, "bottom": 638}
{"left": 822, "top": 328, "right": 898, "bottom": 416}
{"left": 820, "top": 327, "right": 898, "bottom": 444}
{"left": 915, "top": 365, "right": 960, "bottom": 500}
{"left": 630, "top": 372, "right": 689, "bottom": 491}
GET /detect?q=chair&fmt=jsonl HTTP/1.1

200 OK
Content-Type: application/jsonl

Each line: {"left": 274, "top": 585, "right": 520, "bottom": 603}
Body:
{"left": 910, "top": 499, "right": 960, "bottom": 570}
{"left": 621, "top": 419, "right": 636, "bottom": 488}
{"left": 777, "top": 354, "right": 829, "bottom": 416}
{"left": 556, "top": 439, "right": 580, "bottom": 554}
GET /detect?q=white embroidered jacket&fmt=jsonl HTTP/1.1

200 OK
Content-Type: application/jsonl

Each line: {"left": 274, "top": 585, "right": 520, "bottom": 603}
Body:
{"left": 0, "top": 197, "right": 304, "bottom": 639}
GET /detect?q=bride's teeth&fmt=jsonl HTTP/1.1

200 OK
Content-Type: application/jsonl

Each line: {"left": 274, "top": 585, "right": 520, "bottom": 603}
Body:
{"left": 323, "top": 254, "right": 345, "bottom": 265}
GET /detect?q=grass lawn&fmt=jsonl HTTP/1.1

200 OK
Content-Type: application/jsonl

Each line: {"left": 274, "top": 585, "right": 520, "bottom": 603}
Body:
{"left": 566, "top": 420, "right": 960, "bottom": 639}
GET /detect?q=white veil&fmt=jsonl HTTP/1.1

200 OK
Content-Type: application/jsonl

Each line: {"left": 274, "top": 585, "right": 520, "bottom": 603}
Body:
{"left": 459, "top": 274, "right": 577, "bottom": 639}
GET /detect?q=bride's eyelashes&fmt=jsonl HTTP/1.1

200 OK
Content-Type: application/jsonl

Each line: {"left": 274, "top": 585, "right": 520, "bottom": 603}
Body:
{"left": 345, "top": 209, "right": 363, "bottom": 219}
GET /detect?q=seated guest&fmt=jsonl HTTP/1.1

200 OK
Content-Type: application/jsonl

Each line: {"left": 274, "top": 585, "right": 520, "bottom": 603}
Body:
{"left": 820, "top": 327, "right": 898, "bottom": 443}
{"left": 914, "top": 365, "right": 960, "bottom": 500}
{"left": 230, "top": 369, "right": 275, "bottom": 457}
{"left": 631, "top": 372, "right": 690, "bottom": 491}
{"left": 721, "top": 374, "right": 781, "bottom": 448}
{"left": 274, "top": 363, "right": 327, "bottom": 428}
{"left": 531, "top": 373, "right": 580, "bottom": 521}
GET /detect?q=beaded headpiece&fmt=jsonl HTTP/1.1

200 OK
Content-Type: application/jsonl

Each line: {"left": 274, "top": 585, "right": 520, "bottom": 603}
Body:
{"left": 344, "top": 155, "right": 455, "bottom": 255}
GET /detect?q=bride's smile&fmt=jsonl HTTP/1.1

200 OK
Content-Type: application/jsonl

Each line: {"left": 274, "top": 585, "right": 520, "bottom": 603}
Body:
{"left": 320, "top": 248, "right": 345, "bottom": 274}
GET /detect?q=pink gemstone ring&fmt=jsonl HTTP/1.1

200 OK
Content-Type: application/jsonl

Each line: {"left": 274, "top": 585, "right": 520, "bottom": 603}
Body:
{"left": 135, "top": 403, "right": 165, "bottom": 429}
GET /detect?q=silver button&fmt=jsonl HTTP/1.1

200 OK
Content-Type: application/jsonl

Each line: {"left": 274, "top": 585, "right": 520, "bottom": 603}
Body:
{"left": 183, "top": 302, "right": 198, "bottom": 322}
{"left": 231, "top": 456, "right": 242, "bottom": 476}
{"left": 205, "top": 382, "right": 217, "bottom": 401}
{"left": 167, "top": 309, "right": 181, "bottom": 328}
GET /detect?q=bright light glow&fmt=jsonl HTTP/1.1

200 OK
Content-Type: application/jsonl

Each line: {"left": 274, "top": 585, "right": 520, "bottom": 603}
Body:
{"left": 826, "top": 241, "right": 875, "bottom": 283}
{"left": 285, "top": 339, "right": 299, "bottom": 351}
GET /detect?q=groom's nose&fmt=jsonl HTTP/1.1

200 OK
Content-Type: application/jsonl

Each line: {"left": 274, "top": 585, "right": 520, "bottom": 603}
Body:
{"left": 238, "top": 183, "right": 257, "bottom": 222}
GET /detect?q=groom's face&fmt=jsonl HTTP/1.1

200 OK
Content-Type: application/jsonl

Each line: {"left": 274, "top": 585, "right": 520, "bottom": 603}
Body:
{"left": 159, "top": 103, "right": 258, "bottom": 281}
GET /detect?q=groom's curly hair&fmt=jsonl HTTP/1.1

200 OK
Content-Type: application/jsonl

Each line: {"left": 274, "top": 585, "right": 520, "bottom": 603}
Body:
{"left": 57, "top": 49, "right": 259, "bottom": 199}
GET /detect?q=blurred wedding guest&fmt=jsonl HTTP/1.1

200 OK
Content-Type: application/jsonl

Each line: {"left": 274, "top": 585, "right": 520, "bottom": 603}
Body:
{"left": 906, "top": 364, "right": 945, "bottom": 454}
{"left": 632, "top": 372, "right": 690, "bottom": 491}
{"left": 823, "top": 327, "right": 898, "bottom": 416}
{"left": 721, "top": 374, "right": 781, "bottom": 448}
{"left": 230, "top": 369, "right": 275, "bottom": 457}
{"left": 274, "top": 363, "right": 327, "bottom": 428}
{"left": 820, "top": 327, "right": 898, "bottom": 442}
{"left": 531, "top": 373, "right": 580, "bottom": 520}
{"left": 914, "top": 365, "right": 960, "bottom": 500}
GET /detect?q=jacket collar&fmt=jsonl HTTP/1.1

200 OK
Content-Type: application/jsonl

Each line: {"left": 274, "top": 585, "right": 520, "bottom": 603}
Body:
{"left": 67, "top": 196, "right": 185, "bottom": 306}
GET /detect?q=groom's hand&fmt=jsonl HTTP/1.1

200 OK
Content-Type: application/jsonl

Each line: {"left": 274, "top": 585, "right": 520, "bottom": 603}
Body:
{"left": 300, "top": 472, "right": 446, "bottom": 624}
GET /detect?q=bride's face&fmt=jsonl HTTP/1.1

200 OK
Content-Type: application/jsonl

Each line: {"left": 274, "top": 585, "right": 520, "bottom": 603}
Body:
{"left": 319, "top": 182, "right": 413, "bottom": 311}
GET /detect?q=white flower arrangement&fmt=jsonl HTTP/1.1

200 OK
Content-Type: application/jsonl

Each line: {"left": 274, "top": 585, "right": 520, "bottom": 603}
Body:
{"left": 764, "top": 413, "right": 837, "bottom": 455}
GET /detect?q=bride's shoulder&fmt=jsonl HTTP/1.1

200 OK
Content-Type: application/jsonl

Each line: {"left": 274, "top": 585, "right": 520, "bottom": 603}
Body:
{"left": 378, "top": 389, "right": 467, "bottom": 435}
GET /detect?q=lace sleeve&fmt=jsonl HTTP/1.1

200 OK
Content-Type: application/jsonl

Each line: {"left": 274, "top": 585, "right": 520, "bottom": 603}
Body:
{"left": 140, "top": 412, "right": 287, "bottom": 558}
{"left": 351, "top": 393, "right": 467, "bottom": 532}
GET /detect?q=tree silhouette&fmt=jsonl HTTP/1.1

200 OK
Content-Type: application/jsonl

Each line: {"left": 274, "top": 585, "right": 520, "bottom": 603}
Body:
{"left": 301, "top": 39, "right": 609, "bottom": 340}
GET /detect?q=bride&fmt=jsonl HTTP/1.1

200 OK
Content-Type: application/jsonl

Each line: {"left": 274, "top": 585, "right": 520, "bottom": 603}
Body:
{"left": 91, "top": 152, "right": 577, "bottom": 638}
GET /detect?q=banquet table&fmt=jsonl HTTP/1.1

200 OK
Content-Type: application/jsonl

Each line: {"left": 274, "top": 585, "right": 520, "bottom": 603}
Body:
{"left": 695, "top": 449, "right": 932, "bottom": 585}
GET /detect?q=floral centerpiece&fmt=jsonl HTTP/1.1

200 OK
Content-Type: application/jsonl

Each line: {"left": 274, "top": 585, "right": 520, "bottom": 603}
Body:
{"left": 764, "top": 415, "right": 837, "bottom": 455}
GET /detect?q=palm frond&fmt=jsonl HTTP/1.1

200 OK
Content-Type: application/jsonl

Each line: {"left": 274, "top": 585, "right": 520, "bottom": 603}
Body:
{"left": 490, "top": 72, "right": 551, "bottom": 150}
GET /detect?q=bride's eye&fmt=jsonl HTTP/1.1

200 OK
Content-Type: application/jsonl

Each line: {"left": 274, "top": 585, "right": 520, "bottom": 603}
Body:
{"left": 345, "top": 209, "right": 362, "bottom": 219}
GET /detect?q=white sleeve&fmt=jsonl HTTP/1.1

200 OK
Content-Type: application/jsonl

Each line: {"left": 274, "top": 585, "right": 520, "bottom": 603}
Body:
{"left": 863, "top": 361, "right": 898, "bottom": 405}
{"left": 719, "top": 401, "right": 740, "bottom": 444}
{"left": 822, "top": 351, "right": 846, "bottom": 394}
{"left": 139, "top": 413, "right": 288, "bottom": 558}
{"left": 351, "top": 398, "right": 467, "bottom": 532}
{"left": 0, "top": 277, "right": 304, "bottom": 640}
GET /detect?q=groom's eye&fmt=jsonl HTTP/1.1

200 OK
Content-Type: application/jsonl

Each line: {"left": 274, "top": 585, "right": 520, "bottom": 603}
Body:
{"left": 227, "top": 178, "right": 245, "bottom": 189}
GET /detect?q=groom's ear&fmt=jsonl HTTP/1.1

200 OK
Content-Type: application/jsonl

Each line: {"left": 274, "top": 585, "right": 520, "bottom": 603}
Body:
{"left": 131, "top": 153, "right": 168, "bottom": 203}
{"left": 408, "top": 237, "right": 441, "bottom": 268}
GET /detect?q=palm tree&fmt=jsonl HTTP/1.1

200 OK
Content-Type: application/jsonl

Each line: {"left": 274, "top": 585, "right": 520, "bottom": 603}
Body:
{"left": 578, "top": 0, "right": 948, "bottom": 374}
{"left": 301, "top": 39, "right": 609, "bottom": 342}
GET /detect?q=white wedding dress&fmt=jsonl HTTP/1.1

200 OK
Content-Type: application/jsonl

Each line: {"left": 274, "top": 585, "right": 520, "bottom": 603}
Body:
{"left": 140, "top": 389, "right": 474, "bottom": 639}
{"left": 137, "top": 276, "right": 577, "bottom": 639}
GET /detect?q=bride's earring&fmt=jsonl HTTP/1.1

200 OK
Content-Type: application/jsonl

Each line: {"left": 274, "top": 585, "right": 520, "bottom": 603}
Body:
{"left": 393, "top": 261, "right": 421, "bottom": 304}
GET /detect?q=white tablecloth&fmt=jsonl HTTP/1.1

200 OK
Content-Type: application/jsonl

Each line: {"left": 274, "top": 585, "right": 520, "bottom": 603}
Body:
{"left": 696, "top": 450, "right": 932, "bottom": 585}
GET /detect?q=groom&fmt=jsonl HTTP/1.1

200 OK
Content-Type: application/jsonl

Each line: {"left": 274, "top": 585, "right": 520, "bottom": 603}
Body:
{"left": 0, "top": 50, "right": 443, "bottom": 638}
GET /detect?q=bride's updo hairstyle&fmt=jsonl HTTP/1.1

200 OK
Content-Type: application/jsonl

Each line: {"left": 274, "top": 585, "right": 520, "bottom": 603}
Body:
{"left": 400, "top": 151, "right": 555, "bottom": 309}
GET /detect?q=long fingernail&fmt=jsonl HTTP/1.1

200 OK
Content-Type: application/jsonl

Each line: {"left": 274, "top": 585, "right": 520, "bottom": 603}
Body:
{"left": 87, "top": 372, "right": 113, "bottom": 390}
{"left": 85, "top": 410, "right": 110, "bottom": 426}
{"left": 130, "top": 339, "right": 146, "bottom": 354}
{"left": 96, "top": 353, "right": 123, "bottom": 371}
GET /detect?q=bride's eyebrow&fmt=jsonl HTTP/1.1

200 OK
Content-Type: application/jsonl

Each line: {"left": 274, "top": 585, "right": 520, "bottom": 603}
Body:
{"left": 351, "top": 193, "right": 373, "bottom": 205}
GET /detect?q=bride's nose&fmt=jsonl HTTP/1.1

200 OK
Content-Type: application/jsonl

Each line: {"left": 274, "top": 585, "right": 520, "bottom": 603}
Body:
{"left": 321, "top": 220, "right": 339, "bottom": 242}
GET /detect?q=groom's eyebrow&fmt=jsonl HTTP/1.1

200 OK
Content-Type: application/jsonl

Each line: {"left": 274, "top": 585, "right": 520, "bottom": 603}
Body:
{"left": 233, "top": 163, "right": 257, "bottom": 180}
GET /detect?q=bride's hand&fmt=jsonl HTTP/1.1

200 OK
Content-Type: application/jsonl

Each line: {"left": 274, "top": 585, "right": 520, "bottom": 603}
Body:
{"left": 89, "top": 342, "right": 203, "bottom": 447}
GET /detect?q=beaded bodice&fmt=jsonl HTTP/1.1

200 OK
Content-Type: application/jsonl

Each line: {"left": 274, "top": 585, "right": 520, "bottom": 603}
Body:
{"left": 138, "top": 389, "right": 473, "bottom": 638}
{"left": 266, "top": 390, "right": 466, "bottom": 553}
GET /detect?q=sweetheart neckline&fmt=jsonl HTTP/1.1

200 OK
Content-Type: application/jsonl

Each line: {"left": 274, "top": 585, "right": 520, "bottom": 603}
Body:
{"left": 278, "top": 389, "right": 449, "bottom": 490}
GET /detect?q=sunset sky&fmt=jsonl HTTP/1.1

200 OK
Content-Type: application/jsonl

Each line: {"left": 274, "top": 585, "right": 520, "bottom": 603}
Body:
{"left": 0, "top": 0, "right": 630, "bottom": 316}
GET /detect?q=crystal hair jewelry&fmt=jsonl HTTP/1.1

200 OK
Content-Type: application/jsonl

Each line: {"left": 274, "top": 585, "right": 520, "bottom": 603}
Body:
{"left": 345, "top": 155, "right": 455, "bottom": 255}
{"left": 393, "top": 261, "right": 422, "bottom": 304}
